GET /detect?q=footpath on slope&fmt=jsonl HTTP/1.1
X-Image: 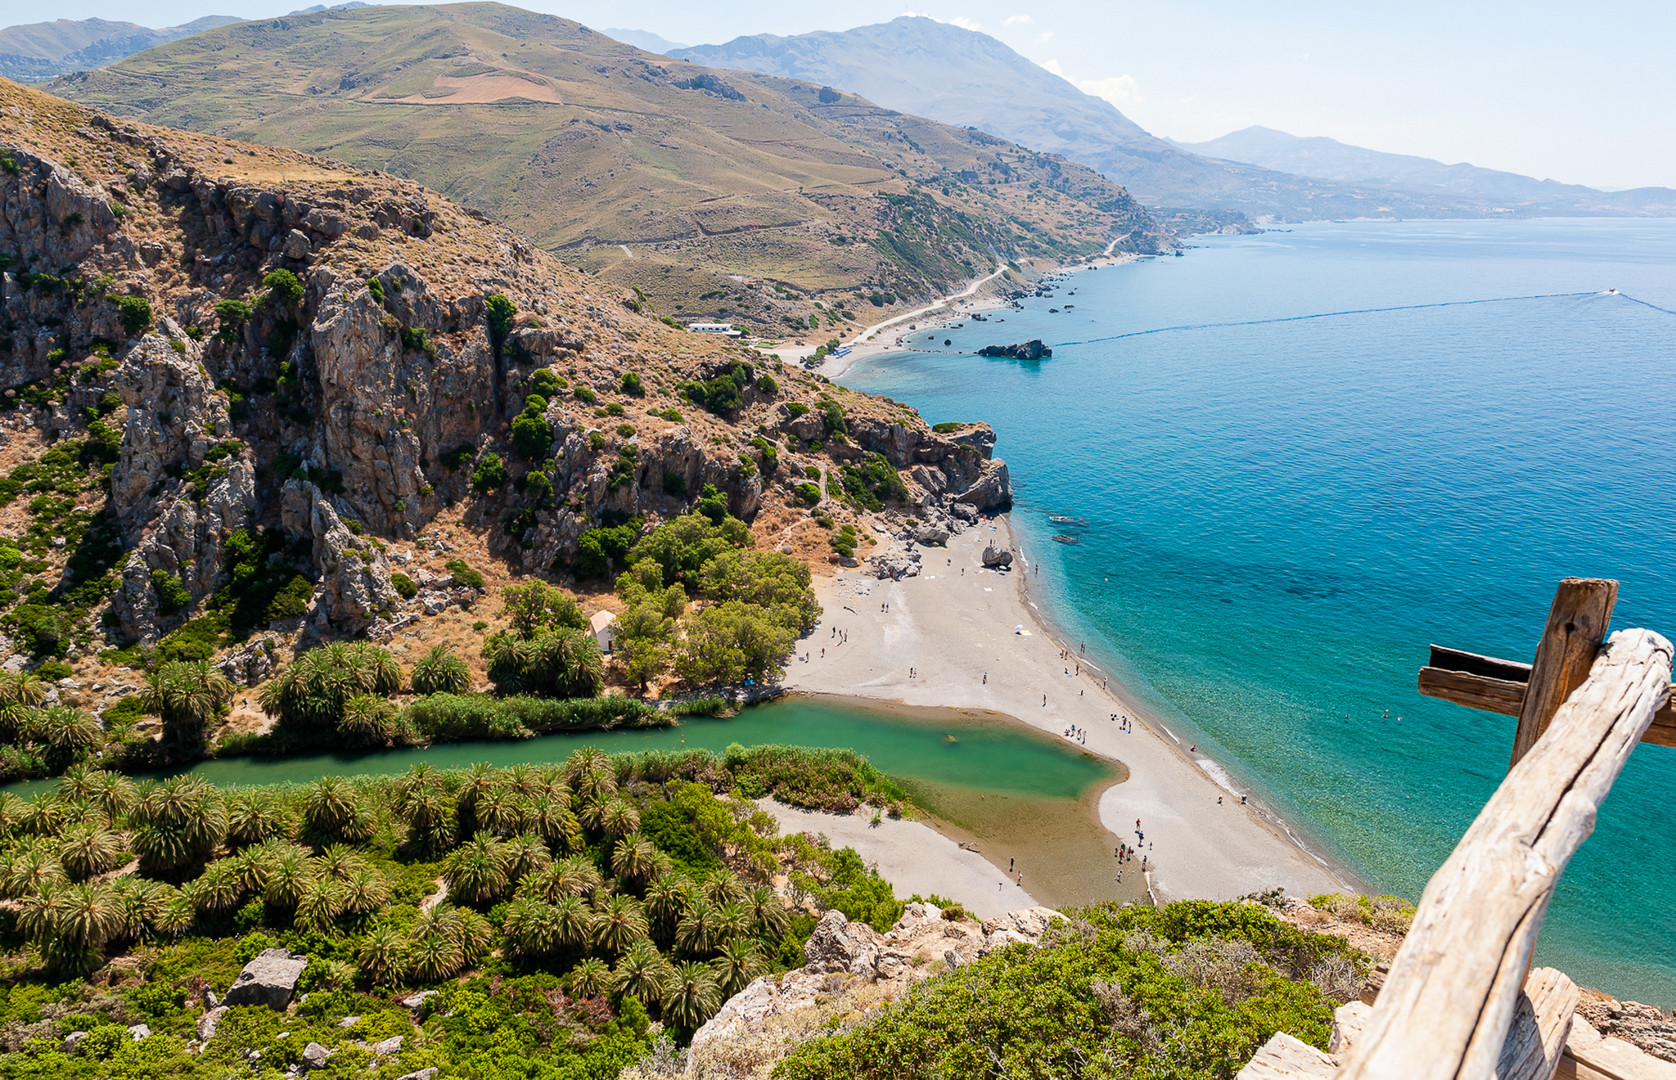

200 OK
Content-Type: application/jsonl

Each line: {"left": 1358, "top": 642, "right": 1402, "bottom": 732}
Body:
{"left": 782, "top": 521, "right": 1359, "bottom": 908}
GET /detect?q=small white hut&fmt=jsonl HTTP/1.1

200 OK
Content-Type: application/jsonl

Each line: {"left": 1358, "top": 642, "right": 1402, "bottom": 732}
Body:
{"left": 590, "top": 610, "right": 618, "bottom": 653}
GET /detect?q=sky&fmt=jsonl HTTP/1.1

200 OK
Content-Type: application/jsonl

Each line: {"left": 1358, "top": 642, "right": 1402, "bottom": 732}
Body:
{"left": 9, "top": 0, "right": 1673, "bottom": 190}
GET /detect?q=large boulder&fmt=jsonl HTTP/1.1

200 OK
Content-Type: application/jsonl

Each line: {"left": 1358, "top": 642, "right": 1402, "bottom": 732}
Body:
{"left": 222, "top": 948, "right": 308, "bottom": 1010}
{"left": 982, "top": 544, "right": 1014, "bottom": 569}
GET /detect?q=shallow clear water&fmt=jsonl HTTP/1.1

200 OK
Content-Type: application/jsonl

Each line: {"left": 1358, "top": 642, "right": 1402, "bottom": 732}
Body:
{"left": 842, "top": 219, "right": 1676, "bottom": 1001}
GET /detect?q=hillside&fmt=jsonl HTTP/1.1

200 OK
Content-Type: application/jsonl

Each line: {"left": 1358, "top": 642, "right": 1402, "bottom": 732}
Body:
{"left": 1179, "top": 126, "right": 1676, "bottom": 214}
{"left": 673, "top": 17, "right": 1676, "bottom": 221}
{"left": 0, "top": 16, "right": 241, "bottom": 82}
{"left": 0, "top": 75, "right": 1010, "bottom": 764}
{"left": 46, "top": 3, "right": 1172, "bottom": 334}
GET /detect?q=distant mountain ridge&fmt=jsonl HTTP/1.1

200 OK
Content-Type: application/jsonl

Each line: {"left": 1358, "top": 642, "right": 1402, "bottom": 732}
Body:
{"left": 674, "top": 17, "right": 1676, "bottom": 220}
{"left": 0, "top": 16, "right": 241, "bottom": 81}
{"left": 1176, "top": 127, "right": 1676, "bottom": 213}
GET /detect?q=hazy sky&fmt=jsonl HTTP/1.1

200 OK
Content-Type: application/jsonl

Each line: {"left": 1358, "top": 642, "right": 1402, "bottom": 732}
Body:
{"left": 14, "top": 0, "right": 1673, "bottom": 190}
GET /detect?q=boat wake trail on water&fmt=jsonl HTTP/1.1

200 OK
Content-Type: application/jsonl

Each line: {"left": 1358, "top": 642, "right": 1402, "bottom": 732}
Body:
{"left": 1049, "top": 290, "right": 1673, "bottom": 350}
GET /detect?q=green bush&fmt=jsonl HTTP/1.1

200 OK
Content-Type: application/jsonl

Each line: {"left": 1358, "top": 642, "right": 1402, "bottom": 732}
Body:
{"left": 409, "top": 643, "right": 470, "bottom": 696}
{"left": 510, "top": 410, "right": 551, "bottom": 461}
{"left": 390, "top": 572, "right": 419, "bottom": 599}
{"left": 444, "top": 559, "right": 486, "bottom": 591}
{"left": 773, "top": 900, "right": 1363, "bottom": 1080}
{"left": 262, "top": 268, "right": 304, "bottom": 309}
{"left": 470, "top": 453, "right": 508, "bottom": 493}
{"left": 528, "top": 368, "right": 567, "bottom": 396}
{"left": 794, "top": 482, "right": 821, "bottom": 507}
{"left": 574, "top": 517, "right": 644, "bottom": 579}
{"left": 485, "top": 293, "right": 517, "bottom": 354}
{"left": 621, "top": 371, "right": 645, "bottom": 397}
{"left": 785, "top": 402, "right": 809, "bottom": 418}
{"left": 115, "top": 296, "right": 152, "bottom": 335}
{"left": 839, "top": 453, "right": 906, "bottom": 511}
{"left": 213, "top": 298, "right": 252, "bottom": 343}
{"left": 405, "top": 693, "right": 666, "bottom": 741}
{"left": 150, "top": 570, "right": 192, "bottom": 614}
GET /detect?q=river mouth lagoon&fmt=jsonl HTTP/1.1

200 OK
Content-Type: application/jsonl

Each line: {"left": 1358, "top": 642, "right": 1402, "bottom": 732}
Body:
{"left": 842, "top": 218, "right": 1676, "bottom": 1001}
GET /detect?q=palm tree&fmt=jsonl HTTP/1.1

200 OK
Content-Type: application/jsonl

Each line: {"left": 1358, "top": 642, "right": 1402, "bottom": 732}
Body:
{"left": 566, "top": 749, "right": 616, "bottom": 801}
{"left": 2, "top": 843, "right": 65, "bottom": 899}
{"left": 661, "top": 959, "right": 721, "bottom": 1030}
{"left": 26, "top": 706, "right": 104, "bottom": 770}
{"left": 677, "top": 895, "right": 721, "bottom": 957}
{"left": 262, "top": 847, "right": 312, "bottom": 909}
{"left": 189, "top": 859, "right": 245, "bottom": 913}
{"left": 16, "top": 879, "right": 62, "bottom": 940}
{"left": 83, "top": 770, "right": 136, "bottom": 820}
{"left": 472, "top": 785, "right": 521, "bottom": 837}
{"left": 702, "top": 869, "right": 745, "bottom": 906}
{"left": 611, "top": 835, "right": 658, "bottom": 887}
{"left": 550, "top": 855, "right": 602, "bottom": 899}
{"left": 433, "top": 905, "right": 492, "bottom": 966}
{"left": 110, "top": 877, "right": 169, "bottom": 942}
{"left": 225, "top": 791, "right": 294, "bottom": 848}
{"left": 154, "top": 891, "right": 197, "bottom": 937}
{"left": 293, "top": 876, "right": 346, "bottom": 931}
{"left": 301, "top": 777, "right": 374, "bottom": 842}
{"left": 503, "top": 897, "right": 562, "bottom": 958}
{"left": 57, "top": 822, "right": 125, "bottom": 881}
{"left": 612, "top": 938, "right": 668, "bottom": 1006}
{"left": 18, "top": 794, "right": 66, "bottom": 838}
{"left": 0, "top": 790, "right": 24, "bottom": 837}
{"left": 342, "top": 868, "right": 390, "bottom": 915}
{"left": 130, "top": 777, "right": 225, "bottom": 879}
{"left": 600, "top": 799, "right": 640, "bottom": 839}
{"left": 397, "top": 762, "right": 445, "bottom": 804}
{"left": 568, "top": 956, "right": 611, "bottom": 999}
{"left": 577, "top": 796, "right": 611, "bottom": 835}
{"left": 314, "top": 844, "right": 363, "bottom": 881}
{"left": 339, "top": 694, "right": 396, "bottom": 744}
{"left": 142, "top": 661, "right": 233, "bottom": 754}
{"left": 357, "top": 923, "right": 406, "bottom": 985}
{"left": 711, "top": 939, "right": 766, "bottom": 998}
{"left": 645, "top": 874, "right": 694, "bottom": 944}
{"left": 524, "top": 801, "right": 580, "bottom": 853}
{"left": 715, "top": 900, "right": 751, "bottom": 944}
{"left": 743, "top": 885, "right": 789, "bottom": 939}
{"left": 0, "top": 671, "right": 45, "bottom": 739}
{"left": 50, "top": 882, "right": 123, "bottom": 951}
{"left": 410, "top": 643, "right": 470, "bottom": 696}
{"left": 552, "top": 894, "right": 593, "bottom": 950}
{"left": 592, "top": 892, "right": 649, "bottom": 955}
{"left": 453, "top": 763, "right": 497, "bottom": 831}
{"left": 503, "top": 833, "right": 551, "bottom": 884}
{"left": 404, "top": 928, "right": 463, "bottom": 983}
{"left": 503, "top": 764, "right": 540, "bottom": 800}
{"left": 444, "top": 834, "right": 509, "bottom": 904}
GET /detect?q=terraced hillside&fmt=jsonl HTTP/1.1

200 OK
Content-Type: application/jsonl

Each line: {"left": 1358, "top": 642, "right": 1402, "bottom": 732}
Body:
{"left": 48, "top": 3, "right": 1173, "bottom": 334}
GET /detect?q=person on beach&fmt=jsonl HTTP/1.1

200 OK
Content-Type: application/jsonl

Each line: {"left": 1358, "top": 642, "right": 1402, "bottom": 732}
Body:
{"left": 1043, "top": 695, "right": 1047, "bottom": 706}
{"left": 1009, "top": 857, "right": 1014, "bottom": 872}
{"left": 982, "top": 673, "right": 988, "bottom": 684}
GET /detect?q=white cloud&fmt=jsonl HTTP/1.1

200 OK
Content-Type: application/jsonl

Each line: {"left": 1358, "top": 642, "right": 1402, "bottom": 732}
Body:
{"left": 1038, "top": 30, "right": 1054, "bottom": 43}
{"left": 1040, "top": 58, "right": 1065, "bottom": 76}
{"left": 1003, "top": 13, "right": 1033, "bottom": 25}
{"left": 900, "top": 10, "right": 982, "bottom": 31}
{"left": 1078, "top": 74, "right": 1141, "bottom": 107}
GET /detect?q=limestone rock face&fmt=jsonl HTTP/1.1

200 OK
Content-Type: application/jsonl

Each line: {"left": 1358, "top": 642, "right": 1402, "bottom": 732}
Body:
{"left": 281, "top": 479, "right": 400, "bottom": 636}
{"left": 108, "top": 327, "right": 257, "bottom": 641}
{"left": 692, "top": 903, "right": 1062, "bottom": 1057}
{"left": 222, "top": 948, "right": 308, "bottom": 1010}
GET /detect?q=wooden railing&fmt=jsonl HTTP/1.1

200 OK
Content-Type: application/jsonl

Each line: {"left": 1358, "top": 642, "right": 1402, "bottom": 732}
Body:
{"left": 1240, "top": 579, "right": 1675, "bottom": 1080}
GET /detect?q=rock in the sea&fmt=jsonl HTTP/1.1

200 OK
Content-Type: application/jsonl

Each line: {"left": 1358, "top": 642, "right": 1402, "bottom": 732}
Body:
{"left": 981, "top": 544, "right": 1014, "bottom": 569}
{"left": 222, "top": 948, "right": 308, "bottom": 1010}
{"left": 977, "top": 339, "right": 1051, "bottom": 361}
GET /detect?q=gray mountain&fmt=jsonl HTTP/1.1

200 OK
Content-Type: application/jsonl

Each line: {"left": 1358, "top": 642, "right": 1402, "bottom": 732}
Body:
{"left": 0, "top": 16, "right": 241, "bottom": 81}
{"left": 674, "top": 17, "right": 1676, "bottom": 220}
{"left": 1178, "top": 127, "right": 1676, "bottom": 213}
{"left": 602, "top": 27, "right": 686, "bottom": 54}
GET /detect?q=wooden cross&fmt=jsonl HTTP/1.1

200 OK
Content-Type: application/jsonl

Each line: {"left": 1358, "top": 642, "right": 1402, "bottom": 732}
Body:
{"left": 1418, "top": 577, "right": 1676, "bottom": 766}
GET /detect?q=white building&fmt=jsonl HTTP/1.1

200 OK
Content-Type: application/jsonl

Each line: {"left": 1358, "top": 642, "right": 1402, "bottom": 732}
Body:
{"left": 686, "top": 322, "right": 742, "bottom": 337}
{"left": 590, "top": 610, "right": 618, "bottom": 653}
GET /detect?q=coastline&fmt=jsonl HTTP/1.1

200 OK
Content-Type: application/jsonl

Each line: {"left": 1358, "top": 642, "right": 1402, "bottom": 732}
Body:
{"left": 815, "top": 252, "right": 1140, "bottom": 379}
{"left": 783, "top": 519, "right": 1363, "bottom": 905}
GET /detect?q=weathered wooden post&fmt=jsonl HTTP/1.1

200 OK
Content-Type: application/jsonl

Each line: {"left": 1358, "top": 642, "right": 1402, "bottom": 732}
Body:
{"left": 1508, "top": 578, "right": 1617, "bottom": 767}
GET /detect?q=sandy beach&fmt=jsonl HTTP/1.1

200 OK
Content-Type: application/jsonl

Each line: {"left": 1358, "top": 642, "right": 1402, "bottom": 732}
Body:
{"left": 782, "top": 521, "right": 1360, "bottom": 906}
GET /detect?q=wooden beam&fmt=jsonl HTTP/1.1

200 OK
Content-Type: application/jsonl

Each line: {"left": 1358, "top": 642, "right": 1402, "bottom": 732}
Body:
{"left": 1339, "top": 628, "right": 1672, "bottom": 1080}
{"left": 1511, "top": 579, "right": 1618, "bottom": 767}
{"left": 1417, "top": 666, "right": 1676, "bottom": 749}
{"left": 1496, "top": 968, "right": 1580, "bottom": 1080}
{"left": 1559, "top": 1016, "right": 1676, "bottom": 1080}
{"left": 1238, "top": 1032, "right": 1336, "bottom": 1080}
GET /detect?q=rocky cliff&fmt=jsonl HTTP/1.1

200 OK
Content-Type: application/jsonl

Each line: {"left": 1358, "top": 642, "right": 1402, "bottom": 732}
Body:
{"left": 0, "top": 78, "right": 1009, "bottom": 654}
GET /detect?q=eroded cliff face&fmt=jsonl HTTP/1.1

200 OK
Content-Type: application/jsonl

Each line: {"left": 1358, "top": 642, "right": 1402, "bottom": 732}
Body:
{"left": 0, "top": 79, "right": 1010, "bottom": 645}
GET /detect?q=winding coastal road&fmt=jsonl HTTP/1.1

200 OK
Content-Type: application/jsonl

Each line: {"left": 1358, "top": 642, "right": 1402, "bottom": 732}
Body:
{"left": 846, "top": 263, "right": 1008, "bottom": 348}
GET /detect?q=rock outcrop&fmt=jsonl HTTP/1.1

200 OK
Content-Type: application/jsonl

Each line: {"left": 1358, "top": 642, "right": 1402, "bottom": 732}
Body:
{"left": 690, "top": 903, "right": 1061, "bottom": 1057}
{"left": 108, "top": 326, "right": 257, "bottom": 641}
{"left": 221, "top": 948, "right": 308, "bottom": 1010}
{"left": 977, "top": 339, "right": 1052, "bottom": 361}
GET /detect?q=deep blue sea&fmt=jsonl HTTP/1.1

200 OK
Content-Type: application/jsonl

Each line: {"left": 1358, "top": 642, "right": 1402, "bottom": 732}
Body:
{"left": 841, "top": 219, "right": 1676, "bottom": 1002}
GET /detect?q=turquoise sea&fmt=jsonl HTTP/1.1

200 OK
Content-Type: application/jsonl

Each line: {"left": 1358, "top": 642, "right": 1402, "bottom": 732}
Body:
{"left": 840, "top": 219, "right": 1676, "bottom": 1002}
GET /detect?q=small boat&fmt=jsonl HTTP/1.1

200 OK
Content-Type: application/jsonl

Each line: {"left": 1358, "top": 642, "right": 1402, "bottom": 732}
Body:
{"left": 1051, "top": 534, "right": 1079, "bottom": 545}
{"left": 1047, "top": 515, "right": 1088, "bottom": 527}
